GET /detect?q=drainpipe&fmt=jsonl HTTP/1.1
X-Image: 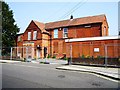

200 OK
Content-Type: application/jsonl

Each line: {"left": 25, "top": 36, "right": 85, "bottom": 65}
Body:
{"left": 50, "top": 34, "right": 52, "bottom": 57}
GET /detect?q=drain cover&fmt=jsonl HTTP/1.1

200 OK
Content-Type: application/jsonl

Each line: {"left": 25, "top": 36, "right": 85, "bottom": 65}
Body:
{"left": 92, "top": 82, "right": 101, "bottom": 86}
{"left": 58, "top": 75, "right": 65, "bottom": 78}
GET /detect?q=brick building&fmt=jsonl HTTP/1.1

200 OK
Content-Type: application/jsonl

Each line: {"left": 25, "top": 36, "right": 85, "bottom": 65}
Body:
{"left": 16, "top": 14, "right": 119, "bottom": 61}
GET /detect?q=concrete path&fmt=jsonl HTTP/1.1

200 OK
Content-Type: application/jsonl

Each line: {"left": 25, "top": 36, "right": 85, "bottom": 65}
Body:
{"left": 32, "top": 58, "right": 67, "bottom": 64}
{"left": 0, "top": 60, "right": 21, "bottom": 63}
{"left": 56, "top": 65, "right": 120, "bottom": 80}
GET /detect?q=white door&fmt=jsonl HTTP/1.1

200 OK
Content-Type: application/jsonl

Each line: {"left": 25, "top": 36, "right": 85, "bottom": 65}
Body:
{"left": 36, "top": 49, "right": 40, "bottom": 59}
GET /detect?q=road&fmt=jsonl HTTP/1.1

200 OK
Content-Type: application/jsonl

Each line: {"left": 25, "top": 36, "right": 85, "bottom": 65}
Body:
{"left": 1, "top": 62, "right": 119, "bottom": 88}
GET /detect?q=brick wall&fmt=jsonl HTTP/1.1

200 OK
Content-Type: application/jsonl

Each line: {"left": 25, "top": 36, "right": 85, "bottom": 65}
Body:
{"left": 66, "top": 39, "right": 119, "bottom": 58}
{"left": 46, "top": 23, "right": 104, "bottom": 58}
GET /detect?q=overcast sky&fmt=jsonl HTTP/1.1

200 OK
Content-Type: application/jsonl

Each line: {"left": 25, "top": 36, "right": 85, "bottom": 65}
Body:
{"left": 6, "top": 0, "right": 119, "bottom": 36}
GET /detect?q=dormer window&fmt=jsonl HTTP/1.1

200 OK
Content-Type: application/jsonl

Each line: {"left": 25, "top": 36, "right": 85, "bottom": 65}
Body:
{"left": 63, "top": 28, "right": 68, "bottom": 38}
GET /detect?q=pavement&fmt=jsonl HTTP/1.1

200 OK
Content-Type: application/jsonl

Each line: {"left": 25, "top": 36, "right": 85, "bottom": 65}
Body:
{"left": 32, "top": 58, "right": 68, "bottom": 64}
{"left": 56, "top": 65, "right": 120, "bottom": 80}
{"left": 0, "top": 59, "right": 21, "bottom": 63}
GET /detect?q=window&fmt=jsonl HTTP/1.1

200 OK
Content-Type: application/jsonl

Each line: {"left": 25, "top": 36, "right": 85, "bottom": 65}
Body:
{"left": 54, "top": 29, "right": 58, "bottom": 38}
{"left": 28, "top": 32, "right": 31, "bottom": 40}
{"left": 84, "top": 25, "right": 91, "bottom": 28}
{"left": 33, "top": 31, "right": 37, "bottom": 40}
{"left": 104, "top": 27, "right": 106, "bottom": 36}
{"left": 18, "top": 36, "right": 21, "bottom": 42}
{"left": 63, "top": 28, "right": 68, "bottom": 38}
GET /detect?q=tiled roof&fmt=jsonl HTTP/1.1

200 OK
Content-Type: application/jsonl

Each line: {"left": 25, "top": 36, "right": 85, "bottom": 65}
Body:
{"left": 45, "top": 14, "right": 107, "bottom": 29}
{"left": 33, "top": 20, "right": 49, "bottom": 34}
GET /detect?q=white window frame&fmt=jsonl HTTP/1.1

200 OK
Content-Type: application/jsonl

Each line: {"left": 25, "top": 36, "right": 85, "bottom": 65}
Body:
{"left": 104, "top": 27, "right": 106, "bottom": 36}
{"left": 84, "top": 25, "right": 91, "bottom": 28}
{"left": 18, "top": 36, "right": 21, "bottom": 42}
{"left": 28, "top": 32, "right": 31, "bottom": 40}
{"left": 54, "top": 29, "right": 58, "bottom": 38}
{"left": 63, "top": 28, "right": 68, "bottom": 38}
{"left": 33, "top": 31, "right": 37, "bottom": 40}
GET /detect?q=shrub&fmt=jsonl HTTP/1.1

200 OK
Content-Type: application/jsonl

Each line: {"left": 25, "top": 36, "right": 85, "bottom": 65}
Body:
{"left": 52, "top": 55, "right": 56, "bottom": 59}
{"left": 97, "top": 55, "right": 103, "bottom": 59}
{"left": 81, "top": 55, "right": 85, "bottom": 59}
{"left": 86, "top": 55, "right": 91, "bottom": 58}
{"left": 47, "top": 54, "right": 50, "bottom": 58}
{"left": 24, "top": 58, "right": 26, "bottom": 62}
{"left": 34, "top": 56, "right": 36, "bottom": 60}
{"left": 63, "top": 57, "right": 68, "bottom": 60}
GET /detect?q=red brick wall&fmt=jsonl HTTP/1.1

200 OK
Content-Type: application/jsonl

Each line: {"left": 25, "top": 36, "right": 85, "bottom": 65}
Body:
{"left": 66, "top": 39, "right": 119, "bottom": 58}
{"left": 47, "top": 23, "right": 103, "bottom": 58}
{"left": 76, "top": 23, "right": 102, "bottom": 38}
{"left": 23, "top": 21, "right": 42, "bottom": 41}
{"left": 47, "top": 23, "right": 102, "bottom": 39}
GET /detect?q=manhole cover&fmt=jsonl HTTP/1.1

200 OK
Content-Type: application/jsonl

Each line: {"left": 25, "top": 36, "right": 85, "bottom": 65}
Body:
{"left": 88, "top": 81, "right": 103, "bottom": 87}
{"left": 92, "top": 82, "right": 101, "bottom": 86}
{"left": 58, "top": 75, "right": 65, "bottom": 78}
{"left": 91, "top": 82, "right": 103, "bottom": 87}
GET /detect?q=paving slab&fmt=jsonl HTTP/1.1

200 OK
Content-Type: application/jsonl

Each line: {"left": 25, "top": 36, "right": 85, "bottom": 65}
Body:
{"left": 56, "top": 65, "right": 120, "bottom": 80}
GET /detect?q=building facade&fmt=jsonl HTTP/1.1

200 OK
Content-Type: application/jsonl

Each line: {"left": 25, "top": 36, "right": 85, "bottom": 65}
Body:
{"left": 16, "top": 14, "right": 119, "bottom": 60}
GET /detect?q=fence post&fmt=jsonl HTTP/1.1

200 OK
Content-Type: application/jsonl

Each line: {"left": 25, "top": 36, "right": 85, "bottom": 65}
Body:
{"left": 70, "top": 44, "right": 72, "bottom": 64}
{"left": 105, "top": 45, "right": 107, "bottom": 68}
{"left": 26, "top": 47, "right": 28, "bottom": 61}
{"left": 17, "top": 47, "right": 18, "bottom": 58}
{"left": 10, "top": 47, "right": 12, "bottom": 60}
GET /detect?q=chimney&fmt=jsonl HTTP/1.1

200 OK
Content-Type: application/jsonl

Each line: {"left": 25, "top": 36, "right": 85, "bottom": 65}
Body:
{"left": 70, "top": 15, "right": 73, "bottom": 20}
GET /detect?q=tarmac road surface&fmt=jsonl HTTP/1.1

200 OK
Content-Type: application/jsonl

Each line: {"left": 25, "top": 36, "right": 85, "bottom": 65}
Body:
{"left": 1, "top": 62, "right": 119, "bottom": 88}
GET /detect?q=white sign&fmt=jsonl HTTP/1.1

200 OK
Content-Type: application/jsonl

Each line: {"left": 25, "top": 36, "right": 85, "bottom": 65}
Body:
{"left": 94, "top": 48, "right": 99, "bottom": 52}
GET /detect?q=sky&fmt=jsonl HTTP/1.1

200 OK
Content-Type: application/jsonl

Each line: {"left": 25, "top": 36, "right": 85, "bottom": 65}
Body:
{"left": 5, "top": 0, "right": 119, "bottom": 36}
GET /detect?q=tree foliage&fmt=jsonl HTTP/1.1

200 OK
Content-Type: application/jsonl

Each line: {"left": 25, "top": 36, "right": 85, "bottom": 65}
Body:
{"left": 2, "top": 1, "right": 19, "bottom": 55}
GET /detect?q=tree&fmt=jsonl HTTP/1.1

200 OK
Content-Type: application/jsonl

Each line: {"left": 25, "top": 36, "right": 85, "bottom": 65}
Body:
{"left": 2, "top": 1, "right": 19, "bottom": 55}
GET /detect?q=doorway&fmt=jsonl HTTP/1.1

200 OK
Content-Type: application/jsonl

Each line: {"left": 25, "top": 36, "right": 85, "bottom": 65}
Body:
{"left": 44, "top": 47, "right": 47, "bottom": 58}
{"left": 36, "top": 49, "right": 40, "bottom": 59}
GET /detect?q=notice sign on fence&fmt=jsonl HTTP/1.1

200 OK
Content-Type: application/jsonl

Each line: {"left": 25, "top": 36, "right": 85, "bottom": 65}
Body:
{"left": 94, "top": 48, "right": 99, "bottom": 52}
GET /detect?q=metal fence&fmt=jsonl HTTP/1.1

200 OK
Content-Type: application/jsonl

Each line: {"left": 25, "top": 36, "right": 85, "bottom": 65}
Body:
{"left": 1, "top": 43, "right": 120, "bottom": 66}
{"left": 10, "top": 46, "right": 49, "bottom": 61}
{"left": 66, "top": 44, "right": 120, "bottom": 66}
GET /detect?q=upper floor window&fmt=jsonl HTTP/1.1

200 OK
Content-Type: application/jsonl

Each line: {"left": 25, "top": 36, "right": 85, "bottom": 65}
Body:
{"left": 104, "top": 26, "right": 106, "bottom": 36}
{"left": 63, "top": 28, "right": 68, "bottom": 38}
{"left": 84, "top": 25, "right": 91, "bottom": 28}
{"left": 54, "top": 29, "right": 58, "bottom": 38}
{"left": 18, "top": 36, "right": 21, "bottom": 42}
{"left": 33, "top": 31, "right": 37, "bottom": 40}
{"left": 28, "top": 32, "right": 31, "bottom": 40}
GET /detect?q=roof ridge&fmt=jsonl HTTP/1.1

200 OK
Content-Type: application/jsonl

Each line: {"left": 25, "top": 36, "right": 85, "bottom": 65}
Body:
{"left": 45, "top": 14, "right": 106, "bottom": 24}
{"left": 32, "top": 20, "right": 45, "bottom": 24}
